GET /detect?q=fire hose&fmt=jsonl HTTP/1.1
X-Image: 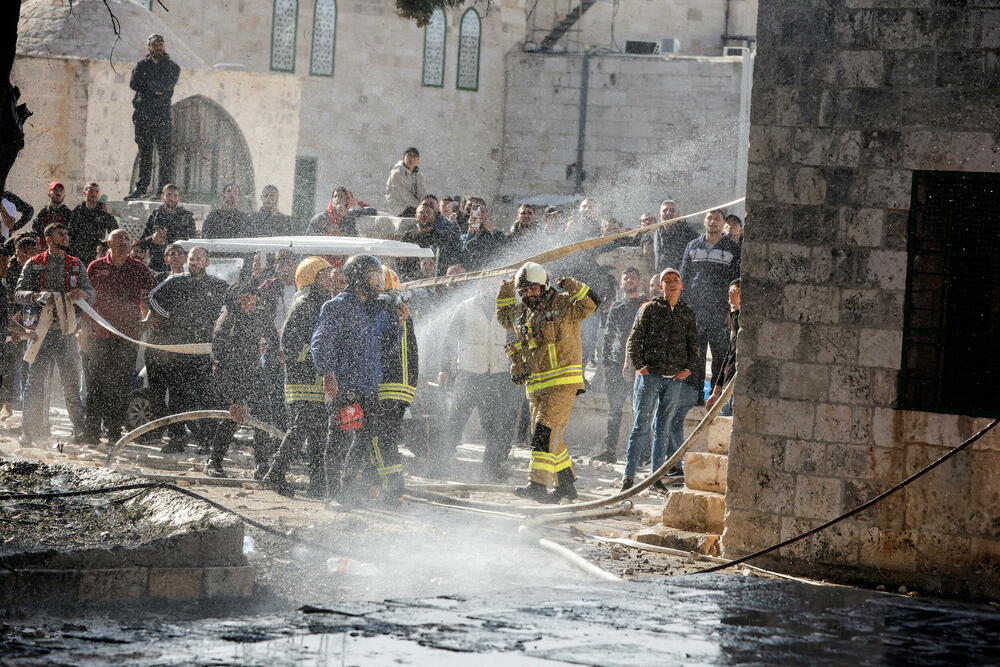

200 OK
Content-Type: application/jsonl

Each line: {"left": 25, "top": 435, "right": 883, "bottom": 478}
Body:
{"left": 105, "top": 410, "right": 286, "bottom": 467}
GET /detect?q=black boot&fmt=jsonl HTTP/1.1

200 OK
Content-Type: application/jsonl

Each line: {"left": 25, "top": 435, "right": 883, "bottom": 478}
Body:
{"left": 262, "top": 465, "right": 295, "bottom": 497}
{"left": 204, "top": 457, "right": 227, "bottom": 478}
{"left": 514, "top": 481, "right": 550, "bottom": 503}
{"left": 546, "top": 468, "right": 578, "bottom": 503}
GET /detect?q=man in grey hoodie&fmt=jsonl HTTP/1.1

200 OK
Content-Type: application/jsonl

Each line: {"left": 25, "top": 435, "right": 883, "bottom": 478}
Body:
{"left": 384, "top": 147, "right": 425, "bottom": 216}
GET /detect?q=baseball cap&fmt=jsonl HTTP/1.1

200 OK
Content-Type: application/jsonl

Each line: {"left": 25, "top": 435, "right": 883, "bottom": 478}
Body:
{"left": 148, "top": 33, "right": 164, "bottom": 45}
{"left": 48, "top": 181, "right": 64, "bottom": 191}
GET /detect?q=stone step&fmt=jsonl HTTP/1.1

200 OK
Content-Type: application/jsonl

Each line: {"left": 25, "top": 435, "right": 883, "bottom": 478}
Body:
{"left": 683, "top": 452, "right": 728, "bottom": 494}
{"left": 661, "top": 488, "right": 726, "bottom": 534}
{"left": 705, "top": 416, "right": 732, "bottom": 455}
{"left": 631, "top": 524, "right": 720, "bottom": 557}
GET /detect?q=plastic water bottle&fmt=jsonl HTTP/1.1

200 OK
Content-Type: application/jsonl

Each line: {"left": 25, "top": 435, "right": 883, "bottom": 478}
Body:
{"left": 243, "top": 535, "right": 263, "bottom": 562}
{"left": 326, "top": 556, "right": 379, "bottom": 577}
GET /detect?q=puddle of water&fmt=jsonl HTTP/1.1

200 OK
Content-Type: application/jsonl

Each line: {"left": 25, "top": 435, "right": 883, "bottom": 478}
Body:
{"left": 198, "top": 632, "right": 555, "bottom": 666}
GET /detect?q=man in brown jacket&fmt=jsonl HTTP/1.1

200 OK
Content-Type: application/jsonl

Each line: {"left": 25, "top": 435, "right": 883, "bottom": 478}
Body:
{"left": 496, "top": 261, "right": 598, "bottom": 503}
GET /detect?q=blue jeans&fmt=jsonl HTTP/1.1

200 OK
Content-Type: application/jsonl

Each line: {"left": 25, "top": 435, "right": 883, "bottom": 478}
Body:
{"left": 623, "top": 374, "right": 697, "bottom": 479}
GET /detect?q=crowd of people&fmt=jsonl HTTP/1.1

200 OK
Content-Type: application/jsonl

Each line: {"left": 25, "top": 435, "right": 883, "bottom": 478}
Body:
{"left": 0, "top": 143, "right": 743, "bottom": 503}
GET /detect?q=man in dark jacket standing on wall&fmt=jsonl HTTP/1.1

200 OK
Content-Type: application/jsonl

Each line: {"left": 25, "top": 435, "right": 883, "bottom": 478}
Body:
{"left": 127, "top": 34, "right": 180, "bottom": 201}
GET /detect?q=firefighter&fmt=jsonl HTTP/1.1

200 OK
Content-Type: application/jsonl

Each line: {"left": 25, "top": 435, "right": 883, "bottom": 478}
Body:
{"left": 496, "top": 261, "right": 598, "bottom": 503}
{"left": 373, "top": 265, "right": 417, "bottom": 500}
{"left": 310, "top": 254, "right": 397, "bottom": 504}
{"left": 262, "top": 257, "right": 339, "bottom": 497}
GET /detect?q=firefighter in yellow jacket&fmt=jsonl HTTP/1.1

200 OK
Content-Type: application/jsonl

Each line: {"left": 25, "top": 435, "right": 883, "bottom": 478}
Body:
{"left": 496, "top": 261, "right": 598, "bottom": 503}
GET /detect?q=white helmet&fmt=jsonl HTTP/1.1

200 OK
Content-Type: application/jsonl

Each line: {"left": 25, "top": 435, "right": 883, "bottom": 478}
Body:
{"left": 515, "top": 262, "right": 548, "bottom": 290}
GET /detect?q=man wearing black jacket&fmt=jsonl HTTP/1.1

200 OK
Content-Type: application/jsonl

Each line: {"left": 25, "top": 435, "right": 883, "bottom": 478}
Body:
{"left": 593, "top": 267, "right": 645, "bottom": 464}
{"left": 621, "top": 268, "right": 699, "bottom": 491}
{"left": 68, "top": 182, "right": 118, "bottom": 266}
{"left": 141, "top": 184, "right": 196, "bottom": 272}
{"left": 127, "top": 34, "right": 180, "bottom": 200}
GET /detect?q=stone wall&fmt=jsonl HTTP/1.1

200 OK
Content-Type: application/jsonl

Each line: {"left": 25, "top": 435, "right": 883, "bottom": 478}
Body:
{"left": 498, "top": 52, "right": 749, "bottom": 224}
{"left": 725, "top": 2, "right": 1000, "bottom": 597}
{"left": 9, "top": 54, "right": 301, "bottom": 207}
{"left": 529, "top": 0, "right": 758, "bottom": 56}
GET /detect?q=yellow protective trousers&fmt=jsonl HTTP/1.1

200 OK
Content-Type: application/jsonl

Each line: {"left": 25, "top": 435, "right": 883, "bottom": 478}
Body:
{"left": 527, "top": 385, "right": 578, "bottom": 486}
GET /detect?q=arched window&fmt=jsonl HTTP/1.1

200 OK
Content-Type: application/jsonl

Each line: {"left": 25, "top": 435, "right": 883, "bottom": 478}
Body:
{"left": 311, "top": 0, "right": 337, "bottom": 76}
{"left": 456, "top": 8, "right": 481, "bottom": 91}
{"left": 422, "top": 9, "right": 446, "bottom": 87}
{"left": 131, "top": 96, "right": 256, "bottom": 207}
{"left": 270, "top": 0, "right": 298, "bottom": 73}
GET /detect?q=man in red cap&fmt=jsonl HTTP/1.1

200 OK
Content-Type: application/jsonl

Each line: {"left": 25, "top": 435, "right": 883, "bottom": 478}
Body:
{"left": 30, "top": 182, "right": 72, "bottom": 249}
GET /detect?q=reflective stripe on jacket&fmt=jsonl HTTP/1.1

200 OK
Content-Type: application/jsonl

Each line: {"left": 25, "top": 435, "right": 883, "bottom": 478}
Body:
{"left": 378, "top": 316, "right": 418, "bottom": 404}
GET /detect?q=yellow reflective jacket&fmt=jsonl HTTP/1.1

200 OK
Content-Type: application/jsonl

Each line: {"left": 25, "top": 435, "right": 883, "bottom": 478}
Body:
{"left": 495, "top": 277, "right": 597, "bottom": 395}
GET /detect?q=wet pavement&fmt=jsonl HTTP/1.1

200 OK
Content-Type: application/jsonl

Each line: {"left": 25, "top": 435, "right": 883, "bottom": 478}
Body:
{"left": 5, "top": 574, "right": 1000, "bottom": 665}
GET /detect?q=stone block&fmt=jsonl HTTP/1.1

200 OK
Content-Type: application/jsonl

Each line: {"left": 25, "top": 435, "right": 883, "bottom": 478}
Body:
{"left": 14, "top": 569, "right": 80, "bottom": 604}
{"left": 662, "top": 488, "right": 725, "bottom": 533}
{"left": 902, "top": 130, "right": 999, "bottom": 172}
{"left": 148, "top": 567, "right": 205, "bottom": 600}
{"left": 839, "top": 207, "right": 884, "bottom": 247}
{"left": 913, "top": 529, "right": 973, "bottom": 576}
{"left": 633, "top": 524, "right": 670, "bottom": 546}
{"left": 660, "top": 528, "right": 721, "bottom": 556}
{"left": 779, "top": 516, "right": 860, "bottom": 564}
{"left": 756, "top": 320, "right": 801, "bottom": 360}
{"left": 779, "top": 362, "right": 830, "bottom": 402}
{"left": 728, "top": 434, "right": 786, "bottom": 471}
{"left": 727, "top": 463, "right": 797, "bottom": 515}
{"left": 77, "top": 568, "right": 147, "bottom": 603}
{"left": 863, "top": 169, "right": 911, "bottom": 210}
{"left": 829, "top": 365, "right": 874, "bottom": 405}
{"left": 783, "top": 285, "right": 840, "bottom": 325}
{"left": 824, "top": 50, "right": 884, "bottom": 88}
{"left": 784, "top": 440, "right": 828, "bottom": 476}
{"left": 859, "top": 526, "right": 918, "bottom": 574}
{"left": 203, "top": 566, "right": 256, "bottom": 598}
{"left": 683, "top": 452, "right": 729, "bottom": 494}
{"left": 705, "top": 417, "right": 732, "bottom": 455}
{"left": 814, "top": 403, "right": 853, "bottom": 443}
{"left": 794, "top": 475, "right": 844, "bottom": 520}
{"left": 774, "top": 165, "right": 827, "bottom": 205}
{"left": 767, "top": 243, "right": 833, "bottom": 285}
{"left": 866, "top": 250, "right": 907, "bottom": 291}
{"left": 720, "top": 507, "right": 781, "bottom": 556}
{"left": 857, "top": 328, "right": 902, "bottom": 370}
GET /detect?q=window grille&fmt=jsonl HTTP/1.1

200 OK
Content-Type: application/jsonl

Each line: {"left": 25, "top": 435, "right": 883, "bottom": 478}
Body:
{"left": 271, "top": 0, "right": 298, "bottom": 72}
{"left": 422, "top": 9, "right": 446, "bottom": 87}
{"left": 899, "top": 170, "right": 1000, "bottom": 417}
{"left": 311, "top": 0, "right": 336, "bottom": 76}
{"left": 456, "top": 8, "right": 481, "bottom": 91}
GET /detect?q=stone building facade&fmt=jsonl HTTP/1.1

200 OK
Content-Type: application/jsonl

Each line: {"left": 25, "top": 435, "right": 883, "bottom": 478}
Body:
{"left": 726, "top": 2, "right": 1000, "bottom": 597}
{"left": 12, "top": 0, "right": 756, "bottom": 223}
{"left": 499, "top": 51, "right": 751, "bottom": 223}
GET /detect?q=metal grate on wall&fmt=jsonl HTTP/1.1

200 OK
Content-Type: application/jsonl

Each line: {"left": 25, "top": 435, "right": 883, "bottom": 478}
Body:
{"left": 899, "top": 170, "right": 1000, "bottom": 417}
